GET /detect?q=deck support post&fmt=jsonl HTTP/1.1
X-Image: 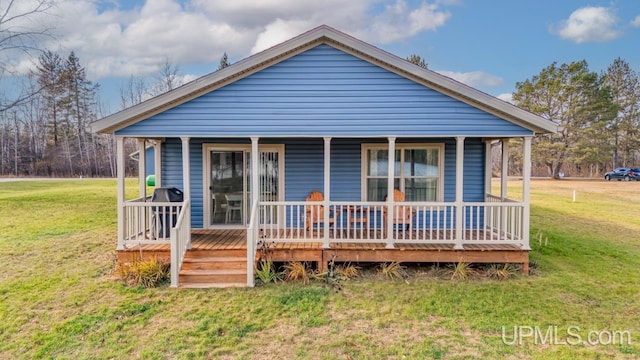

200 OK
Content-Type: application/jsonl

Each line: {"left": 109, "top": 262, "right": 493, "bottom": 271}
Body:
{"left": 386, "top": 137, "right": 396, "bottom": 249}
{"left": 181, "top": 137, "right": 192, "bottom": 249}
{"left": 116, "top": 136, "right": 126, "bottom": 250}
{"left": 138, "top": 139, "right": 146, "bottom": 199}
{"left": 522, "top": 136, "right": 532, "bottom": 251}
{"left": 454, "top": 136, "right": 465, "bottom": 250}
{"left": 154, "top": 140, "right": 162, "bottom": 187}
{"left": 323, "top": 137, "right": 331, "bottom": 249}
{"left": 500, "top": 139, "right": 509, "bottom": 239}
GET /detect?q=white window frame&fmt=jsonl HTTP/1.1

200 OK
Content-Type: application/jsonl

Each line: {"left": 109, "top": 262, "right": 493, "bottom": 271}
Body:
{"left": 361, "top": 143, "right": 445, "bottom": 202}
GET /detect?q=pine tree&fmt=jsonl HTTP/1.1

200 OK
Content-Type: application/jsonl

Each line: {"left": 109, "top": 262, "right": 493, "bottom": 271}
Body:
{"left": 218, "top": 52, "right": 230, "bottom": 70}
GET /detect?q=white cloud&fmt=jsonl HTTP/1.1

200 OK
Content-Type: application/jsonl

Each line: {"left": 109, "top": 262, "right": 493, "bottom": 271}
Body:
{"left": 436, "top": 70, "right": 504, "bottom": 87}
{"left": 366, "top": 0, "right": 451, "bottom": 44}
{"left": 2, "top": 0, "right": 454, "bottom": 79}
{"left": 554, "top": 6, "right": 621, "bottom": 43}
{"left": 497, "top": 93, "right": 514, "bottom": 103}
{"left": 631, "top": 15, "right": 640, "bottom": 27}
{"left": 249, "top": 0, "right": 451, "bottom": 52}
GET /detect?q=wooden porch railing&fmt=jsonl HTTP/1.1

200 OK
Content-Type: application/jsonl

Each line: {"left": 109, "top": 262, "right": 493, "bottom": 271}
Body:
{"left": 484, "top": 193, "right": 524, "bottom": 243}
{"left": 255, "top": 199, "right": 525, "bottom": 247}
{"left": 170, "top": 199, "right": 190, "bottom": 288}
{"left": 121, "top": 197, "right": 183, "bottom": 246}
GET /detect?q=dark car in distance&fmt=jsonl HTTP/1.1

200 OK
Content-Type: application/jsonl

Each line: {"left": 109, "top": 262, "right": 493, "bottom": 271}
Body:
{"left": 604, "top": 167, "right": 640, "bottom": 181}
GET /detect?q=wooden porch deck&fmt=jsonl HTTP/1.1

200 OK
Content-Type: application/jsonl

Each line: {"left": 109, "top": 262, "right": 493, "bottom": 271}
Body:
{"left": 118, "top": 229, "right": 529, "bottom": 273}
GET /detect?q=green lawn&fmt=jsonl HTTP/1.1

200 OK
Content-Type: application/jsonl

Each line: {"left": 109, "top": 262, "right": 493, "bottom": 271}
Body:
{"left": 0, "top": 179, "right": 639, "bottom": 359}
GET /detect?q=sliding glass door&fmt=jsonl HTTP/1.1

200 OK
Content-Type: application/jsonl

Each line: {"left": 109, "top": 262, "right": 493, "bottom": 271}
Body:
{"left": 210, "top": 150, "right": 247, "bottom": 225}
{"left": 204, "top": 145, "right": 283, "bottom": 227}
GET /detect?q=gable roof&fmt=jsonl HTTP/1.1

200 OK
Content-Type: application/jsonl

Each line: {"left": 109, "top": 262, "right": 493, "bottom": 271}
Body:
{"left": 91, "top": 25, "right": 557, "bottom": 135}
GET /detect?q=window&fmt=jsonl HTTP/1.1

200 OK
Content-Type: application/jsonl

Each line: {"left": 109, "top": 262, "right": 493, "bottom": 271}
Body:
{"left": 362, "top": 144, "right": 443, "bottom": 202}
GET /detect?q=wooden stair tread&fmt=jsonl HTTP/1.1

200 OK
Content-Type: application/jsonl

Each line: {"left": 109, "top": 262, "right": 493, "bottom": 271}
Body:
{"left": 183, "top": 257, "right": 246, "bottom": 262}
{"left": 187, "top": 249, "right": 246, "bottom": 255}
{"left": 180, "top": 269, "right": 246, "bottom": 275}
{"left": 179, "top": 282, "right": 246, "bottom": 288}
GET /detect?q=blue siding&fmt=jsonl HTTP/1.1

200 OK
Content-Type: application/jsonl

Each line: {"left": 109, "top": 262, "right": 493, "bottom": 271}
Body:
{"left": 145, "top": 147, "right": 155, "bottom": 177}
{"left": 117, "top": 44, "right": 532, "bottom": 137}
{"left": 160, "top": 138, "right": 485, "bottom": 229}
{"left": 284, "top": 139, "right": 324, "bottom": 201}
{"left": 462, "top": 138, "right": 485, "bottom": 202}
{"left": 331, "top": 139, "right": 362, "bottom": 201}
{"left": 161, "top": 139, "right": 183, "bottom": 190}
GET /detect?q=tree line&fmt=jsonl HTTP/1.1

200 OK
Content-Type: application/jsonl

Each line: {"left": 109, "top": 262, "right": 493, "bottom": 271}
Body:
{"left": 0, "top": 51, "right": 118, "bottom": 177}
{"left": 0, "top": 0, "right": 637, "bottom": 179}
{"left": 512, "top": 58, "right": 639, "bottom": 178}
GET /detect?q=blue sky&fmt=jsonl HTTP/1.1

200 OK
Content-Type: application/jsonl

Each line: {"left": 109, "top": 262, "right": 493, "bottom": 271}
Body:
{"left": 4, "top": 0, "right": 640, "bottom": 114}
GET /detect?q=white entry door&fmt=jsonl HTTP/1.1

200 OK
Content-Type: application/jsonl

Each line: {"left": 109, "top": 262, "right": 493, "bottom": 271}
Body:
{"left": 204, "top": 144, "right": 283, "bottom": 227}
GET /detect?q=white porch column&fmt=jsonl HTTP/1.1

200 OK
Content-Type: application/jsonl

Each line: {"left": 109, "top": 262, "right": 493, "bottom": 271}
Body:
{"left": 180, "top": 137, "right": 191, "bottom": 248}
{"left": 138, "top": 139, "right": 146, "bottom": 198}
{"left": 484, "top": 141, "right": 492, "bottom": 197}
{"left": 454, "top": 136, "right": 465, "bottom": 250}
{"left": 251, "top": 137, "right": 260, "bottom": 214}
{"left": 386, "top": 137, "right": 396, "bottom": 249}
{"left": 500, "top": 139, "right": 509, "bottom": 239}
{"left": 522, "top": 136, "right": 532, "bottom": 250}
{"left": 501, "top": 139, "right": 509, "bottom": 199}
{"left": 154, "top": 140, "right": 162, "bottom": 187}
{"left": 323, "top": 137, "right": 331, "bottom": 249}
{"left": 116, "top": 137, "right": 126, "bottom": 250}
{"left": 248, "top": 137, "right": 260, "bottom": 288}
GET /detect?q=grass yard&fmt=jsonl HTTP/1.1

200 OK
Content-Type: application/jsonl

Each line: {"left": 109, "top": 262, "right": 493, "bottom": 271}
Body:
{"left": 0, "top": 179, "right": 639, "bottom": 359}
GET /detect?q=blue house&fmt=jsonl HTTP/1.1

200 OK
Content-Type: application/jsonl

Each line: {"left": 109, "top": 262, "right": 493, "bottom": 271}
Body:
{"left": 92, "top": 26, "right": 557, "bottom": 288}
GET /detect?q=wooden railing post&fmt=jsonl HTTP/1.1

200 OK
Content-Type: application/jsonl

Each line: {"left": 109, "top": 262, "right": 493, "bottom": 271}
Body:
{"left": 169, "top": 200, "right": 190, "bottom": 288}
{"left": 170, "top": 226, "right": 178, "bottom": 288}
{"left": 246, "top": 200, "right": 258, "bottom": 287}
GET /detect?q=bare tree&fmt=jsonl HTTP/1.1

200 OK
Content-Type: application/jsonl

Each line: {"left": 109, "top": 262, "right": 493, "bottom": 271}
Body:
{"left": 0, "top": 0, "right": 55, "bottom": 112}
{"left": 119, "top": 75, "right": 147, "bottom": 109}
{"left": 148, "top": 58, "right": 182, "bottom": 96}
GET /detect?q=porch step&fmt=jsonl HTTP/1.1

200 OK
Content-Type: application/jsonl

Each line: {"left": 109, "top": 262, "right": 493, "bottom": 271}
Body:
{"left": 179, "top": 249, "right": 248, "bottom": 288}
{"left": 181, "top": 257, "right": 247, "bottom": 271}
{"left": 179, "top": 282, "right": 247, "bottom": 289}
{"left": 179, "top": 269, "right": 247, "bottom": 285}
{"left": 186, "top": 249, "right": 247, "bottom": 258}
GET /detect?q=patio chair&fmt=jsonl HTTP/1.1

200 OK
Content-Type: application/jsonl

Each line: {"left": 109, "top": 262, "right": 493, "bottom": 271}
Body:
{"left": 384, "top": 189, "right": 413, "bottom": 231}
{"left": 225, "top": 193, "right": 243, "bottom": 223}
{"left": 305, "top": 190, "right": 334, "bottom": 232}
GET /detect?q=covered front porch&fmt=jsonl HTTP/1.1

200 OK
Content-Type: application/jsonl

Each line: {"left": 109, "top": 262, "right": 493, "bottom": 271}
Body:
{"left": 115, "top": 135, "right": 532, "bottom": 287}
